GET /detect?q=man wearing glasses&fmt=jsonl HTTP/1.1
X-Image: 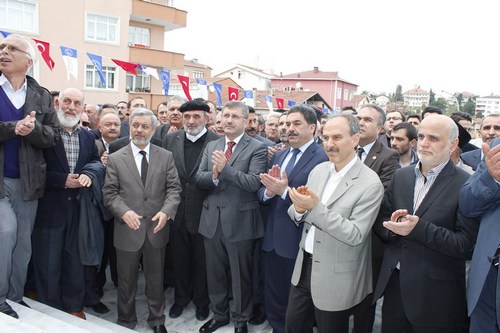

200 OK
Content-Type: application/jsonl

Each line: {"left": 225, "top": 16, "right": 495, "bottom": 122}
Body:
{"left": 0, "top": 34, "right": 60, "bottom": 318}
{"left": 381, "top": 110, "right": 405, "bottom": 147}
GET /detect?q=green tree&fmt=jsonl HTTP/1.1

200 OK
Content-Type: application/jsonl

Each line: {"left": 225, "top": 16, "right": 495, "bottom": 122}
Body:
{"left": 430, "top": 97, "right": 447, "bottom": 112}
{"left": 463, "top": 98, "right": 476, "bottom": 116}
{"left": 429, "top": 89, "right": 435, "bottom": 104}
{"left": 394, "top": 85, "right": 403, "bottom": 102}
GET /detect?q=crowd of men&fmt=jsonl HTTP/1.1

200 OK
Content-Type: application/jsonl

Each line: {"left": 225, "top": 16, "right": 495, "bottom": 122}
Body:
{"left": 2, "top": 34, "right": 500, "bottom": 333}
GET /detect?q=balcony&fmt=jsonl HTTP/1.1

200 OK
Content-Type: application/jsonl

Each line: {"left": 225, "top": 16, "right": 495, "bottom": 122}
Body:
{"left": 129, "top": 45, "right": 184, "bottom": 68}
{"left": 131, "top": 0, "right": 187, "bottom": 31}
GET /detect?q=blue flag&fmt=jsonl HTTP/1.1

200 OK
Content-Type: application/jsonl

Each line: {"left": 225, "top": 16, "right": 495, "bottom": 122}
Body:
{"left": 288, "top": 100, "right": 296, "bottom": 107}
{"left": 0, "top": 31, "right": 11, "bottom": 38}
{"left": 159, "top": 70, "right": 170, "bottom": 96}
{"left": 86, "top": 53, "right": 105, "bottom": 85}
{"left": 213, "top": 83, "right": 223, "bottom": 107}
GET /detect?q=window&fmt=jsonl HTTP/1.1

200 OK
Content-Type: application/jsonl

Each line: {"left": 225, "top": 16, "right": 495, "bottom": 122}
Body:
{"left": 344, "top": 89, "right": 349, "bottom": 101}
{"left": 336, "top": 87, "right": 342, "bottom": 99}
{"left": 192, "top": 70, "right": 204, "bottom": 79}
{"left": 128, "top": 26, "right": 150, "bottom": 47}
{"left": 85, "top": 64, "right": 117, "bottom": 90}
{"left": 0, "top": 0, "right": 38, "bottom": 34}
{"left": 126, "top": 73, "right": 151, "bottom": 92}
{"left": 86, "top": 13, "right": 119, "bottom": 44}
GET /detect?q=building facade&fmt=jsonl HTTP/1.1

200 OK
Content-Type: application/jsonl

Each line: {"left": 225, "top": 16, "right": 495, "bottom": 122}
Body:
{"left": 475, "top": 95, "right": 500, "bottom": 117}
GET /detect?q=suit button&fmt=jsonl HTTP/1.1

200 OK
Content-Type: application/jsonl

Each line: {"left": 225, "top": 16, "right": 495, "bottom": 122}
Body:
{"left": 67, "top": 197, "right": 71, "bottom": 201}
{"left": 305, "top": 229, "right": 308, "bottom": 233}
{"left": 186, "top": 182, "right": 190, "bottom": 187}
{"left": 144, "top": 198, "right": 148, "bottom": 201}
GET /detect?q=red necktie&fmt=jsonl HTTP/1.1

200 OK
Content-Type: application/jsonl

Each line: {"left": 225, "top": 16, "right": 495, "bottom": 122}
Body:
{"left": 225, "top": 141, "right": 235, "bottom": 161}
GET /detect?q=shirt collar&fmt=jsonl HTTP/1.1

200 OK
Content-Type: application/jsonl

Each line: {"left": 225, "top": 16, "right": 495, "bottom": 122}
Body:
{"left": 131, "top": 142, "right": 151, "bottom": 156}
{"left": 0, "top": 74, "right": 27, "bottom": 93}
{"left": 359, "top": 140, "right": 376, "bottom": 154}
{"left": 330, "top": 155, "right": 358, "bottom": 177}
{"left": 293, "top": 138, "right": 315, "bottom": 154}
{"left": 186, "top": 127, "right": 207, "bottom": 143}
{"left": 414, "top": 159, "right": 449, "bottom": 178}
{"left": 226, "top": 132, "right": 244, "bottom": 146}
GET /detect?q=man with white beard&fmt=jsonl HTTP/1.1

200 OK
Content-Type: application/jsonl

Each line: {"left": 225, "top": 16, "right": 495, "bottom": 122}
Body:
{"left": 32, "top": 87, "right": 102, "bottom": 319}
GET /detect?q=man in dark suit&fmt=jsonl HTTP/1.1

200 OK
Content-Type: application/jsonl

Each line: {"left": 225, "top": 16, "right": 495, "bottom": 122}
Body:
{"left": 351, "top": 104, "right": 399, "bottom": 333}
{"left": 103, "top": 108, "right": 181, "bottom": 333}
{"left": 460, "top": 137, "right": 500, "bottom": 333}
{"left": 162, "top": 99, "right": 220, "bottom": 321}
{"left": 461, "top": 114, "right": 500, "bottom": 171}
{"left": 258, "top": 105, "right": 328, "bottom": 333}
{"left": 32, "top": 88, "right": 101, "bottom": 319}
{"left": 373, "top": 115, "right": 479, "bottom": 333}
{"left": 196, "top": 101, "right": 268, "bottom": 333}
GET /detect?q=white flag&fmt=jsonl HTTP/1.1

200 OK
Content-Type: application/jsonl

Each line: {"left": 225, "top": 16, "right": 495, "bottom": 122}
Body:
{"left": 60, "top": 46, "right": 78, "bottom": 81}
{"left": 139, "top": 65, "right": 159, "bottom": 80}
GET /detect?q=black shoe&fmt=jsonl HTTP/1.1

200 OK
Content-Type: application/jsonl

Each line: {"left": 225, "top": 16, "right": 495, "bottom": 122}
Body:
{"left": 248, "top": 304, "right": 266, "bottom": 325}
{"left": 168, "top": 303, "right": 184, "bottom": 318}
{"left": 152, "top": 324, "right": 168, "bottom": 333}
{"left": 199, "top": 318, "right": 230, "bottom": 333}
{"left": 235, "top": 326, "right": 248, "bottom": 333}
{"left": 87, "top": 302, "right": 110, "bottom": 314}
{"left": 195, "top": 305, "right": 209, "bottom": 321}
{"left": 18, "top": 300, "right": 30, "bottom": 308}
{"left": 0, "top": 303, "right": 18, "bottom": 319}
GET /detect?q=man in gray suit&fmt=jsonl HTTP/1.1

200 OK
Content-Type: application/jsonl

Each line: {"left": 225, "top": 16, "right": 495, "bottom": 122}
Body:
{"left": 103, "top": 108, "right": 181, "bottom": 333}
{"left": 285, "top": 114, "right": 384, "bottom": 333}
{"left": 196, "top": 101, "right": 268, "bottom": 333}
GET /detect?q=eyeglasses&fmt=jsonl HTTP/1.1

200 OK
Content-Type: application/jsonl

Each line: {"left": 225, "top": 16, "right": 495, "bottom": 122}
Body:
{"left": 0, "top": 43, "right": 31, "bottom": 57}
{"left": 116, "top": 105, "right": 127, "bottom": 109}
{"left": 386, "top": 117, "right": 402, "bottom": 121}
{"left": 222, "top": 114, "right": 245, "bottom": 120}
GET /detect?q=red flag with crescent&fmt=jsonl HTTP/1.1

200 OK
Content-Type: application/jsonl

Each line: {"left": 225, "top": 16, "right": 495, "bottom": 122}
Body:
{"left": 32, "top": 39, "right": 55, "bottom": 70}
{"left": 275, "top": 97, "right": 284, "bottom": 109}
{"left": 228, "top": 87, "right": 239, "bottom": 101}
{"left": 177, "top": 75, "right": 192, "bottom": 100}
{"left": 112, "top": 59, "right": 138, "bottom": 75}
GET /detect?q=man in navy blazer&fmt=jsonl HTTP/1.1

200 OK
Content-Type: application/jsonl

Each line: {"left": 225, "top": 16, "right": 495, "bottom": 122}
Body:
{"left": 460, "top": 137, "right": 500, "bottom": 333}
{"left": 258, "top": 105, "right": 328, "bottom": 333}
{"left": 32, "top": 88, "right": 101, "bottom": 318}
{"left": 461, "top": 114, "right": 500, "bottom": 171}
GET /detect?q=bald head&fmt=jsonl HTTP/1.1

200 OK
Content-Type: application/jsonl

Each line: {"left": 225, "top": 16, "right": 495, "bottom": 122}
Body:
{"left": 99, "top": 113, "right": 121, "bottom": 143}
{"left": 417, "top": 115, "right": 459, "bottom": 174}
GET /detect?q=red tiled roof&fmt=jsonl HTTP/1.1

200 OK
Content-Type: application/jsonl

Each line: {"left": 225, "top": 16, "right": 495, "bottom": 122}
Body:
{"left": 253, "top": 90, "right": 331, "bottom": 110}
{"left": 404, "top": 87, "right": 428, "bottom": 94}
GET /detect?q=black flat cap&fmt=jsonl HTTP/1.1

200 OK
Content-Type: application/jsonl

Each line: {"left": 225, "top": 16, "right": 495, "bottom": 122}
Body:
{"left": 179, "top": 99, "right": 210, "bottom": 113}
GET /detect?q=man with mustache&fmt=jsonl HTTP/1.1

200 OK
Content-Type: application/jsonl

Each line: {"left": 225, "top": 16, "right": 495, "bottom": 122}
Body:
{"left": 461, "top": 114, "right": 500, "bottom": 171}
{"left": 373, "top": 115, "right": 479, "bottom": 332}
{"left": 32, "top": 88, "right": 102, "bottom": 319}
{"left": 0, "top": 34, "right": 60, "bottom": 319}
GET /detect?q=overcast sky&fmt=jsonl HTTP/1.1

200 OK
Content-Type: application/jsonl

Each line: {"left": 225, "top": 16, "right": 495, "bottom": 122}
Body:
{"left": 165, "top": 0, "right": 498, "bottom": 97}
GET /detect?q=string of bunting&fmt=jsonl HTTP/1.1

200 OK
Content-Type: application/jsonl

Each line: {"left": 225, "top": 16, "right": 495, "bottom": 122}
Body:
{"left": 1, "top": 30, "right": 332, "bottom": 113}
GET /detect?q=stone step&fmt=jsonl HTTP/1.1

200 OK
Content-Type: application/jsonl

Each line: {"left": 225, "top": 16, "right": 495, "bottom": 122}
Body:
{"left": 0, "top": 312, "right": 44, "bottom": 333}
{"left": 9, "top": 298, "right": 137, "bottom": 333}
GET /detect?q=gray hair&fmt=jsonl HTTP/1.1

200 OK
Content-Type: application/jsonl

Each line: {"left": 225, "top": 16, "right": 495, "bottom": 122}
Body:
{"left": 223, "top": 101, "right": 249, "bottom": 118}
{"left": 129, "top": 108, "right": 158, "bottom": 128}
{"left": 359, "top": 104, "right": 386, "bottom": 126}
{"left": 449, "top": 121, "right": 459, "bottom": 141}
{"left": 168, "top": 95, "right": 188, "bottom": 105}
{"left": 330, "top": 114, "right": 361, "bottom": 136}
{"left": 7, "top": 34, "right": 36, "bottom": 60}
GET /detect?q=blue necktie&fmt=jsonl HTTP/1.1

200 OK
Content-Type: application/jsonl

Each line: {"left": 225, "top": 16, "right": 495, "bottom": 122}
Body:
{"left": 285, "top": 148, "right": 300, "bottom": 176}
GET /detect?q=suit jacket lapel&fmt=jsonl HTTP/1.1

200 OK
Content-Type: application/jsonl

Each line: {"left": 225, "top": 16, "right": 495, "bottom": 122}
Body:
{"left": 122, "top": 145, "right": 144, "bottom": 189}
{"left": 325, "top": 160, "right": 361, "bottom": 206}
{"left": 187, "top": 131, "right": 216, "bottom": 179}
{"left": 363, "top": 141, "right": 381, "bottom": 168}
{"left": 53, "top": 139, "right": 70, "bottom": 173}
{"left": 146, "top": 145, "right": 160, "bottom": 187}
{"left": 414, "top": 161, "right": 455, "bottom": 216}
{"left": 75, "top": 130, "right": 90, "bottom": 172}
{"left": 228, "top": 134, "right": 249, "bottom": 164}
{"left": 172, "top": 131, "right": 187, "bottom": 177}
{"left": 288, "top": 143, "right": 316, "bottom": 181}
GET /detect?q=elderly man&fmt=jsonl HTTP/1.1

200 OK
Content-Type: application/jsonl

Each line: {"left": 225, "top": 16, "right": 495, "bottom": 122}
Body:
{"left": 196, "top": 101, "right": 268, "bottom": 333}
{"left": 0, "top": 34, "right": 60, "bottom": 319}
{"left": 103, "top": 108, "right": 181, "bottom": 333}
{"left": 162, "top": 99, "right": 220, "bottom": 321}
{"left": 32, "top": 88, "right": 102, "bottom": 319}
{"left": 285, "top": 114, "right": 384, "bottom": 333}
{"left": 461, "top": 137, "right": 500, "bottom": 333}
{"left": 264, "top": 112, "right": 281, "bottom": 143}
{"left": 85, "top": 103, "right": 99, "bottom": 130}
{"left": 373, "top": 115, "right": 479, "bottom": 333}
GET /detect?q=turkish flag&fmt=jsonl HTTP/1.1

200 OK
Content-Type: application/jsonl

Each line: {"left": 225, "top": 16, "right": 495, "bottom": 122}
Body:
{"left": 177, "top": 75, "right": 192, "bottom": 100}
{"left": 228, "top": 87, "right": 239, "bottom": 101}
{"left": 32, "top": 39, "right": 55, "bottom": 70}
{"left": 275, "top": 98, "right": 284, "bottom": 109}
{"left": 112, "top": 59, "right": 138, "bottom": 75}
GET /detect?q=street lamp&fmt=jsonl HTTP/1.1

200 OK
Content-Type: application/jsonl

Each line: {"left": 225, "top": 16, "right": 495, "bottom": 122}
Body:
{"left": 441, "top": 90, "right": 460, "bottom": 112}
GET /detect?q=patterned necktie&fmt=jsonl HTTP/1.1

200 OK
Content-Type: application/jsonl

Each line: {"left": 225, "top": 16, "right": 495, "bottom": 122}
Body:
{"left": 357, "top": 147, "right": 364, "bottom": 160}
{"left": 225, "top": 141, "right": 236, "bottom": 162}
{"left": 139, "top": 150, "right": 148, "bottom": 185}
{"left": 285, "top": 148, "right": 300, "bottom": 176}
